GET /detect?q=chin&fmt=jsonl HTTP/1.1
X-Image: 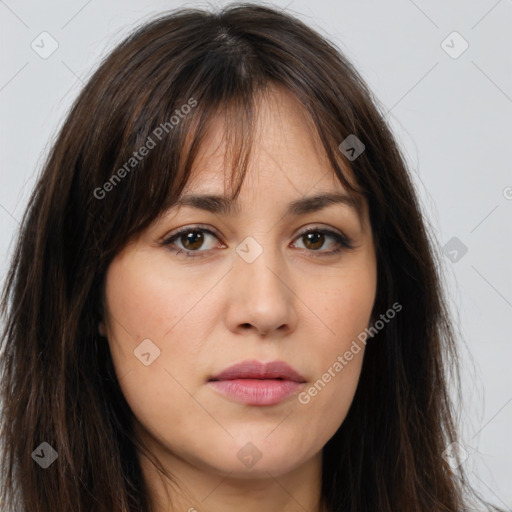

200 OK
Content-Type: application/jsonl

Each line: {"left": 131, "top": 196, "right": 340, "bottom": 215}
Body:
{"left": 194, "top": 437, "right": 316, "bottom": 478}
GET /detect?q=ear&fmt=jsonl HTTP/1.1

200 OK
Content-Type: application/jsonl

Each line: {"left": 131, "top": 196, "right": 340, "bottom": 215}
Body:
{"left": 98, "top": 320, "right": 107, "bottom": 337}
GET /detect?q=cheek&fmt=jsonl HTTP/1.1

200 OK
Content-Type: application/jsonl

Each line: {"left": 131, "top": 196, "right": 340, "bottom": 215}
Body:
{"left": 296, "top": 351, "right": 364, "bottom": 444}
{"left": 101, "top": 254, "right": 223, "bottom": 447}
{"left": 101, "top": 254, "right": 186, "bottom": 403}
{"left": 295, "top": 257, "right": 375, "bottom": 432}
{"left": 313, "top": 255, "right": 377, "bottom": 349}
{"left": 294, "top": 287, "right": 370, "bottom": 446}
{"left": 102, "top": 250, "right": 221, "bottom": 356}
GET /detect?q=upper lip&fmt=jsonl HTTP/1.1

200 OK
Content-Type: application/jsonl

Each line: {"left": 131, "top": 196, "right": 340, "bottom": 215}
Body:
{"left": 209, "top": 360, "right": 306, "bottom": 383}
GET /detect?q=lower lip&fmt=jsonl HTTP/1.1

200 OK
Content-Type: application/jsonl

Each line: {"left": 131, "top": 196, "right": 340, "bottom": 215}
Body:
{"left": 208, "top": 379, "right": 304, "bottom": 406}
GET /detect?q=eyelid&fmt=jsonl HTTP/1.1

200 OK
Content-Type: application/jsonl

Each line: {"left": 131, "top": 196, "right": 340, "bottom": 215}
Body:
{"left": 161, "top": 224, "right": 223, "bottom": 253}
{"left": 160, "top": 224, "right": 222, "bottom": 243}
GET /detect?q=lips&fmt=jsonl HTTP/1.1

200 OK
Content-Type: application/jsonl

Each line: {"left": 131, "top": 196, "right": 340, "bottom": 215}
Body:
{"left": 209, "top": 359, "right": 306, "bottom": 383}
{"left": 208, "top": 360, "right": 306, "bottom": 406}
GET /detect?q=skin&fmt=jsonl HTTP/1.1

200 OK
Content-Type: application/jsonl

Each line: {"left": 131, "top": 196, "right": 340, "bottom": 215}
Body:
{"left": 100, "top": 86, "right": 377, "bottom": 512}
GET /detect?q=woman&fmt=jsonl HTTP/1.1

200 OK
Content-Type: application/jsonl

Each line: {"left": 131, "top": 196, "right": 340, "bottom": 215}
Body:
{"left": 0, "top": 3, "right": 501, "bottom": 511}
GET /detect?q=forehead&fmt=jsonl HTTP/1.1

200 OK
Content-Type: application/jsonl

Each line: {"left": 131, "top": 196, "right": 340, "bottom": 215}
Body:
{"left": 184, "top": 86, "right": 358, "bottom": 194}
{"left": 167, "top": 86, "right": 369, "bottom": 229}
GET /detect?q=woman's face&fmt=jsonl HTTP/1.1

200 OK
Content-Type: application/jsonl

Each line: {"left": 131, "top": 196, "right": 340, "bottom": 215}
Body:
{"left": 101, "top": 87, "right": 377, "bottom": 482}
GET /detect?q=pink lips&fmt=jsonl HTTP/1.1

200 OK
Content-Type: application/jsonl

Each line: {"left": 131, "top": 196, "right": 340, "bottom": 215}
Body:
{"left": 208, "top": 360, "right": 306, "bottom": 406}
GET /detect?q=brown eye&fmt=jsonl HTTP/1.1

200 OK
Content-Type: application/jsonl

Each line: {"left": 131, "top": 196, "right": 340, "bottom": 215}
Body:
{"left": 293, "top": 228, "right": 354, "bottom": 258}
{"left": 163, "top": 225, "right": 353, "bottom": 260}
{"left": 180, "top": 230, "right": 206, "bottom": 250}
{"left": 162, "top": 227, "right": 220, "bottom": 258}
{"left": 301, "top": 232, "right": 325, "bottom": 251}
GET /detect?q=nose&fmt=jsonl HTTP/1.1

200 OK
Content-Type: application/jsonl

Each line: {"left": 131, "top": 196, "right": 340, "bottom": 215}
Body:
{"left": 224, "top": 241, "right": 298, "bottom": 337}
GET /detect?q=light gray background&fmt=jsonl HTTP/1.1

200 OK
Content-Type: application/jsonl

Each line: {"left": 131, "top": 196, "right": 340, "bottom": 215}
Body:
{"left": 1, "top": 0, "right": 511, "bottom": 508}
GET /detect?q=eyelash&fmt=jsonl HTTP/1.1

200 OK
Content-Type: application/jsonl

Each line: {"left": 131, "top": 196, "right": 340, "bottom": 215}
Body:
{"left": 161, "top": 225, "right": 354, "bottom": 259}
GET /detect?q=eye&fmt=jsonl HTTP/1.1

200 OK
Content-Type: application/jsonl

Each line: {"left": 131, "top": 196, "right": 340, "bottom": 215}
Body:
{"left": 161, "top": 225, "right": 354, "bottom": 259}
{"left": 292, "top": 227, "right": 354, "bottom": 257}
{"left": 162, "top": 225, "right": 222, "bottom": 258}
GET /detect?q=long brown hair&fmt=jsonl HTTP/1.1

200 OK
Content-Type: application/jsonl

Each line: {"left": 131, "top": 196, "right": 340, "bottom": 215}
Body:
{"left": 0, "top": 3, "right": 500, "bottom": 511}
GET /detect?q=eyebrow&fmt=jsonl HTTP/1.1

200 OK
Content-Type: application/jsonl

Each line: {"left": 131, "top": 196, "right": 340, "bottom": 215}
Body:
{"left": 173, "top": 192, "right": 363, "bottom": 220}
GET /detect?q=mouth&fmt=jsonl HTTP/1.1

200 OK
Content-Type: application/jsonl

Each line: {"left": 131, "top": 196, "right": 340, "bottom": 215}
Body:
{"left": 208, "top": 359, "right": 307, "bottom": 406}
